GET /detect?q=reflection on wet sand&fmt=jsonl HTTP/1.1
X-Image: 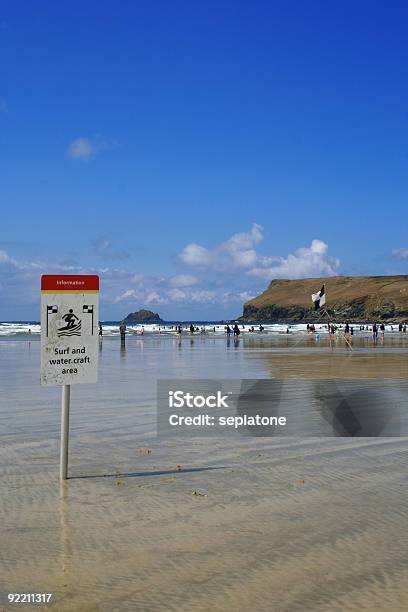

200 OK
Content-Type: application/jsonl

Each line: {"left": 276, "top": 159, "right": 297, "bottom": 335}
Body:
{"left": 263, "top": 350, "right": 408, "bottom": 378}
{"left": 59, "top": 483, "right": 72, "bottom": 576}
{"left": 256, "top": 335, "right": 408, "bottom": 378}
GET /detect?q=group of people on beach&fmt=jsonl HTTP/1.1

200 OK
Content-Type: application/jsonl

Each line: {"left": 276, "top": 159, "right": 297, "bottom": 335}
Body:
{"left": 107, "top": 320, "right": 408, "bottom": 341}
{"left": 172, "top": 323, "right": 266, "bottom": 335}
{"left": 185, "top": 322, "right": 243, "bottom": 336}
{"left": 303, "top": 320, "right": 408, "bottom": 348}
{"left": 225, "top": 323, "right": 241, "bottom": 336}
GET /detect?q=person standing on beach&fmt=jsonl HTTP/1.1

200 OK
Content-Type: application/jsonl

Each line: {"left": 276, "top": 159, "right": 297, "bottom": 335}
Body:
{"left": 372, "top": 323, "right": 378, "bottom": 342}
{"left": 226, "top": 325, "right": 232, "bottom": 336}
{"left": 120, "top": 321, "right": 126, "bottom": 342}
{"left": 99, "top": 322, "right": 103, "bottom": 336}
{"left": 233, "top": 322, "right": 240, "bottom": 336}
{"left": 190, "top": 323, "right": 195, "bottom": 334}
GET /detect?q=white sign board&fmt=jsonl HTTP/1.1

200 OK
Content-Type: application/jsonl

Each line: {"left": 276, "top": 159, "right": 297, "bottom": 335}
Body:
{"left": 41, "top": 275, "right": 100, "bottom": 386}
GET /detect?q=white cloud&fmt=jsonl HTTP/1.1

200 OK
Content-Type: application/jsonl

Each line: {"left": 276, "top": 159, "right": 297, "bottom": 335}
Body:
{"left": 190, "top": 290, "right": 216, "bottom": 303}
{"left": 0, "top": 248, "right": 42, "bottom": 271}
{"left": 238, "top": 290, "right": 257, "bottom": 302}
{"left": 179, "top": 223, "right": 265, "bottom": 270}
{"left": 170, "top": 274, "right": 197, "bottom": 287}
{"left": 67, "top": 136, "right": 111, "bottom": 161}
{"left": 145, "top": 291, "right": 168, "bottom": 305}
{"left": 179, "top": 243, "right": 213, "bottom": 266}
{"left": 67, "top": 138, "right": 95, "bottom": 160}
{"left": 229, "top": 249, "right": 258, "bottom": 268}
{"left": 169, "top": 288, "right": 187, "bottom": 301}
{"left": 131, "top": 273, "right": 144, "bottom": 285}
{"left": 248, "top": 239, "right": 340, "bottom": 280}
{"left": 218, "top": 290, "right": 257, "bottom": 304}
{"left": 392, "top": 248, "right": 408, "bottom": 260}
{"left": 225, "top": 223, "right": 263, "bottom": 251}
{"left": 0, "top": 249, "right": 13, "bottom": 264}
{"left": 178, "top": 226, "right": 339, "bottom": 281}
{"left": 114, "top": 289, "right": 142, "bottom": 303}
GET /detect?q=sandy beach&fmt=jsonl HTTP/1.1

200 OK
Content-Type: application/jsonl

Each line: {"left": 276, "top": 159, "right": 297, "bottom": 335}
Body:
{"left": 1, "top": 333, "right": 408, "bottom": 611}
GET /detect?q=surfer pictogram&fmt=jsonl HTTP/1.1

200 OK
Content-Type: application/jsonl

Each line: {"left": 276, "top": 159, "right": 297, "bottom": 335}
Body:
{"left": 58, "top": 309, "right": 82, "bottom": 337}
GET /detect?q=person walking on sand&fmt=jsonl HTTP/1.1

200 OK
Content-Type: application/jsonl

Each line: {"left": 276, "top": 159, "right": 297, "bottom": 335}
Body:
{"left": 226, "top": 325, "right": 232, "bottom": 336}
{"left": 190, "top": 323, "right": 195, "bottom": 334}
{"left": 372, "top": 323, "right": 378, "bottom": 342}
{"left": 99, "top": 322, "right": 103, "bottom": 336}
{"left": 233, "top": 322, "right": 240, "bottom": 336}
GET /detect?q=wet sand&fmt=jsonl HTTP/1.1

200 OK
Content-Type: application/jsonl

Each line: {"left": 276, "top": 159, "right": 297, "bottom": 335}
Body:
{"left": 1, "top": 334, "right": 408, "bottom": 611}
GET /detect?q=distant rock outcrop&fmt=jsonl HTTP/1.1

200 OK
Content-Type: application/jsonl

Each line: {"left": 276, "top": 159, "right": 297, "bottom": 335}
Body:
{"left": 240, "top": 276, "right": 408, "bottom": 322}
{"left": 124, "top": 309, "right": 164, "bottom": 324}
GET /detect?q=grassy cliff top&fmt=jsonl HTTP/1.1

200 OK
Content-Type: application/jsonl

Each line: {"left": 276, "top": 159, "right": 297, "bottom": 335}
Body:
{"left": 246, "top": 275, "right": 408, "bottom": 309}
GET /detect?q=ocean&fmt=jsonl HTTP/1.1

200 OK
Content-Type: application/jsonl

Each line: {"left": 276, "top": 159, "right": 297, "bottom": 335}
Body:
{"left": 0, "top": 320, "right": 404, "bottom": 338}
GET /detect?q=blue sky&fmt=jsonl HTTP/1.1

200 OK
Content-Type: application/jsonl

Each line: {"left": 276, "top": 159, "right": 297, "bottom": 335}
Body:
{"left": 1, "top": 0, "right": 408, "bottom": 320}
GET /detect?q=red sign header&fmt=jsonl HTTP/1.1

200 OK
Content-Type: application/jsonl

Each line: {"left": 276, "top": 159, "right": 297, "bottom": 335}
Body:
{"left": 41, "top": 275, "right": 99, "bottom": 292}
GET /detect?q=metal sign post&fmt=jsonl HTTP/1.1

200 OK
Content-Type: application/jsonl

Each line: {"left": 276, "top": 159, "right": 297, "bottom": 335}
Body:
{"left": 40, "top": 275, "right": 100, "bottom": 481}
{"left": 60, "top": 385, "right": 71, "bottom": 480}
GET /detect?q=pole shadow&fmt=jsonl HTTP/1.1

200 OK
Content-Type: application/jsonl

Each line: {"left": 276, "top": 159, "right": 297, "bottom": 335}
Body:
{"left": 69, "top": 466, "right": 226, "bottom": 480}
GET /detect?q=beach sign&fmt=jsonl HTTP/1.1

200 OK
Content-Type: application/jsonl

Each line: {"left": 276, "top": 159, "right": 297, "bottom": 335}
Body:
{"left": 41, "top": 275, "right": 100, "bottom": 386}
{"left": 41, "top": 274, "right": 100, "bottom": 480}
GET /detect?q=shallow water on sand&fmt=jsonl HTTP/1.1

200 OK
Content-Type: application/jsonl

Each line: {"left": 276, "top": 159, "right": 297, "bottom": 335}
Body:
{"left": 1, "top": 335, "right": 408, "bottom": 611}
